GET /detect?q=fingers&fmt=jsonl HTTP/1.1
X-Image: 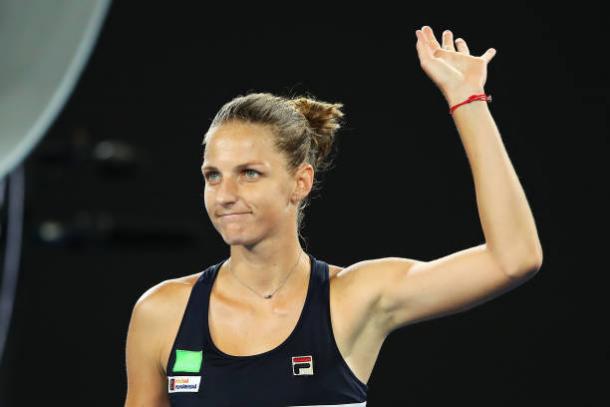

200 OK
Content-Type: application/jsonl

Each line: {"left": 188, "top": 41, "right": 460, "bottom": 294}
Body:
{"left": 415, "top": 29, "right": 434, "bottom": 62}
{"left": 417, "top": 26, "right": 495, "bottom": 62}
{"left": 455, "top": 37, "right": 470, "bottom": 55}
{"left": 422, "top": 26, "right": 441, "bottom": 50}
{"left": 442, "top": 30, "right": 456, "bottom": 52}
{"left": 481, "top": 48, "right": 497, "bottom": 63}
{"left": 423, "top": 26, "right": 468, "bottom": 55}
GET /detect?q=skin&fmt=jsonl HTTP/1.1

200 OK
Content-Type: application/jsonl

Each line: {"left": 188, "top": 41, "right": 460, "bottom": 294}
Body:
{"left": 201, "top": 120, "right": 315, "bottom": 296}
{"left": 125, "top": 25, "right": 542, "bottom": 407}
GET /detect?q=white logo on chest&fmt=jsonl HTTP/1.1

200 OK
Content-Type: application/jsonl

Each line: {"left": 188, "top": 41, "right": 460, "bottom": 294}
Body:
{"left": 292, "top": 355, "right": 314, "bottom": 375}
{"left": 168, "top": 375, "right": 201, "bottom": 393}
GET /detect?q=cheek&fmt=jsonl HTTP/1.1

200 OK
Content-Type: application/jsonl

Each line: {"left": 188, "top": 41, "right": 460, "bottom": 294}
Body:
{"left": 203, "top": 190, "right": 213, "bottom": 214}
{"left": 255, "top": 191, "right": 280, "bottom": 211}
{"left": 254, "top": 190, "right": 288, "bottom": 218}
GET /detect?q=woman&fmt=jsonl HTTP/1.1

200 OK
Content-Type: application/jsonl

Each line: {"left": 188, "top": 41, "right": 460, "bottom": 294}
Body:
{"left": 124, "top": 25, "right": 543, "bottom": 407}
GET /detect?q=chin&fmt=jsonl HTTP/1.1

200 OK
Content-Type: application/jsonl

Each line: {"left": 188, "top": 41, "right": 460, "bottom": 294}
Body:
{"left": 221, "top": 231, "right": 259, "bottom": 247}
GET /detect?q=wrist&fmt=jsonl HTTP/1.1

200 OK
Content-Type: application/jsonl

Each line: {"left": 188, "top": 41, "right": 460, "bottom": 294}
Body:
{"left": 445, "top": 86, "right": 486, "bottom": 107}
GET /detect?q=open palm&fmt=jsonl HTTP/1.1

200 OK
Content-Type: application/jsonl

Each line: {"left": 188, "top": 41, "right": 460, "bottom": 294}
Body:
{"left": 415, "top": 26, "right": 496, "bottom": 96}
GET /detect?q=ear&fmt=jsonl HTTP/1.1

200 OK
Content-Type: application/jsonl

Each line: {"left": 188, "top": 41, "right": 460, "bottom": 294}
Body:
{"left": 292, "top": 162, "right": 314, "bottom": 202}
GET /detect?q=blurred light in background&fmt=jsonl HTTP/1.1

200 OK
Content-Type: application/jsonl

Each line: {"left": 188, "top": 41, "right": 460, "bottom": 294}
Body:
{"left": 0, "top": 0, "right": 112, "bottom": 372}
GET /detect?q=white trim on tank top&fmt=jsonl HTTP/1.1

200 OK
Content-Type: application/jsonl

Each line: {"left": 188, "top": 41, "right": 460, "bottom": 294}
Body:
{"left": 286, "top": 402, "right": 366, "bottom": 407}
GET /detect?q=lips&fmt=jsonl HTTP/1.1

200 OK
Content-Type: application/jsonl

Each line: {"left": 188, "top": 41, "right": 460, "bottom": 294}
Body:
{"left": 218, "top": 212, "right": 251, "bottom": 222}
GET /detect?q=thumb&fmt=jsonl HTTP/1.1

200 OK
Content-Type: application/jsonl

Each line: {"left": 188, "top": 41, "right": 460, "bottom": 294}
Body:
{"left": 481, "top": 48, "right": 497, "bottom": 63}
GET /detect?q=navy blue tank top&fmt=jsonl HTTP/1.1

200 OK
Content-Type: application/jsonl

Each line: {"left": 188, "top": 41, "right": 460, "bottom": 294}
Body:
{"left": 165, "top": 253, "right": 368, "bottom": 406}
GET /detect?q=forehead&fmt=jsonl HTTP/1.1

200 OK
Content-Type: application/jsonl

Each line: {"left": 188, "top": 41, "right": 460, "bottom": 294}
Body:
{"left": 202, "top": 121, "right": 281, "bottom": 167}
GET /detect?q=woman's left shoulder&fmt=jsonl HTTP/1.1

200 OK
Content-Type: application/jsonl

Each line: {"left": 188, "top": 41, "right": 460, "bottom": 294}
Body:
{"left": 326, "top": 262, "right": 344, "bottom": 279}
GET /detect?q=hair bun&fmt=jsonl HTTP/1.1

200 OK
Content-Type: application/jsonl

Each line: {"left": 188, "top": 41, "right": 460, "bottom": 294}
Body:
{"left": 289, "top": 97, "right": 345, "bottom": 171}
{"left": 290, "top": 97, "right": 344, "bottom": 139}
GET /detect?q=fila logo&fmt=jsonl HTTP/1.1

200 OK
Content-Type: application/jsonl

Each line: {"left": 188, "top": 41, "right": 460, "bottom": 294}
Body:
{"left": 292, "top": 355, "right": 314, "bottom": 376}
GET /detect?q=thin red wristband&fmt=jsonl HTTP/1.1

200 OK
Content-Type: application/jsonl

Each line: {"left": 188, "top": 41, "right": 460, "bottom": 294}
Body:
{"left": 449, "top": 93, "right": 492, "bottom": 115}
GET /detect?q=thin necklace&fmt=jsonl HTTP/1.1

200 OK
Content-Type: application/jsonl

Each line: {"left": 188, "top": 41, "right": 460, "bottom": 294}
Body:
{"left": 228, "top": 250, "right": 305, "bottom": 300}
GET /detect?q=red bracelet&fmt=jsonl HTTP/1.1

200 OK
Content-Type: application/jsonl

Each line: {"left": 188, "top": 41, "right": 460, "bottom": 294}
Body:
{"left": 449, "top": 93, "right": 492, "bottom": 115}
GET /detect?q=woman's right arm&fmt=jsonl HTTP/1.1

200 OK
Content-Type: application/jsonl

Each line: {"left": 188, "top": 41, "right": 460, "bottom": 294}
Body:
{"left": 124, "top": 283, "right": 171, "bottom": 407}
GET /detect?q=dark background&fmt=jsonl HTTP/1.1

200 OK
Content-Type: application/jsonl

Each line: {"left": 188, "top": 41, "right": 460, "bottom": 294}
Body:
{"left": 0, "top": 2, "right": 607, "bottom": 406}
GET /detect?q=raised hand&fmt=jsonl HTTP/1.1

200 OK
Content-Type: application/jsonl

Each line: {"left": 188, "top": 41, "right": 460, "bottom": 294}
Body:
{"left": 415, "top": 26, "right": 496, "bottom": 100}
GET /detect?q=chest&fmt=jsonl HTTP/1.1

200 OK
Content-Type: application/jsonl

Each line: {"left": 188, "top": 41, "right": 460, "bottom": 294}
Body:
{"left": 163, "top": 265, "right": 386, "bottom": 385}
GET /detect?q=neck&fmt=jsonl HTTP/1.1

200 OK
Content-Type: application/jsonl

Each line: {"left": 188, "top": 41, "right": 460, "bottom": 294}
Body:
{"left": 224, "top": 237, "right": 309, "bottom": 296}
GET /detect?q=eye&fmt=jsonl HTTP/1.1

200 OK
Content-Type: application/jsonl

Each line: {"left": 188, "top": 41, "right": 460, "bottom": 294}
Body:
{"left": 244, "top": 169, "right": 261, "bottom": 178}
{"left": 203, "top": 169, "right": 260, "bottom": 182}
{"left": 203, "top": 171, "right": 219, "bottom": 181}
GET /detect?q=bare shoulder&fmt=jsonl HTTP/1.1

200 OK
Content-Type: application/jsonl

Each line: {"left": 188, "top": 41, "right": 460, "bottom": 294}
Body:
{"left": 327, "top": 263, "right": 343, "bottom": 278}
{"left": 326, "top": 260, "right": 392, "bottom": 385}
{"left": 327, "top": 260, "right": 389, "bottom": 335}
{"left": 327, "top": 258, "right": 397, "bottom": 310}
{"left": 125, "top": 273, "right": 202, "bottom": 406}
{"left": 327, "top": 258, "right": 417, "bottom": 335}
{"left": 132, "top": 272, "right": 203, "bottom": 367}
{"left": 136, "top": 272, "right": 202, "bottom": 314}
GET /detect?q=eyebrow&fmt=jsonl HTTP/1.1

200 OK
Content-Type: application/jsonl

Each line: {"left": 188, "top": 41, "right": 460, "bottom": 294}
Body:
{"left": 201, "top": 161, "right": 267, "bottom": 171}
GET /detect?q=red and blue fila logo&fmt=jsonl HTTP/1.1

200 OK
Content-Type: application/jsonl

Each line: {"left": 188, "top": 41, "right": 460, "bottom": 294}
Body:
{"left": 292, "top": 355, "right": 314, "bottom": 375}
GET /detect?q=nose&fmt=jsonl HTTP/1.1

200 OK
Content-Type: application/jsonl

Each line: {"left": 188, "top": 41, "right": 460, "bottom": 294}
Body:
{"left": 214, "top": 176, "right": 239, "bottom": 205}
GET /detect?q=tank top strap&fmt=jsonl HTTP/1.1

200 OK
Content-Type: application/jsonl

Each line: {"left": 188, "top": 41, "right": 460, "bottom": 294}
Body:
{"left": 166, "top": 259, "right": 223, "bottom": 375}
{"left": 302, "top": 253, "right": 327, "bottom": 325}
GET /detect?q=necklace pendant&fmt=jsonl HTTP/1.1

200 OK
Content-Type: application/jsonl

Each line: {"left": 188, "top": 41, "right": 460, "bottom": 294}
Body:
{"left": 264, "top": 294, "right": 273, "bottom": 299}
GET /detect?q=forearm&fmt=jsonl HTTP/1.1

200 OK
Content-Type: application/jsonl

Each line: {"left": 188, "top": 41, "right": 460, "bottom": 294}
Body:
{"left": 447, "top": 87, "right": 543, "bottom": 276}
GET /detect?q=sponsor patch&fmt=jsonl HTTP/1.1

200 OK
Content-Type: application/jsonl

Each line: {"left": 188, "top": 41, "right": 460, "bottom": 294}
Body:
{"left": 168, "top": 375, "right": 201, "bottom": 393}
{"left": 172, "top": 349, "right": 203, "bottom": 373}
